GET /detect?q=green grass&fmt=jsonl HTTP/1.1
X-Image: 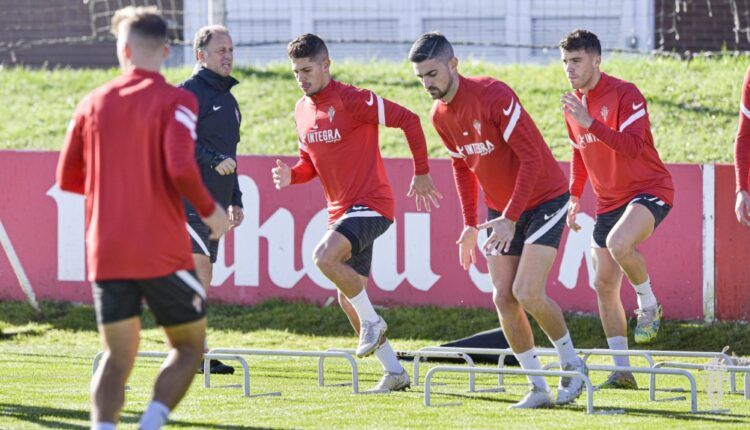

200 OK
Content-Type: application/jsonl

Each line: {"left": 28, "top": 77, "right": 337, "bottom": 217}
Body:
{"left": 1, "top": 300, "right": 749, "bottom": 429}
{"left": 0, "top": 55, "right": 746, "bottom": 162}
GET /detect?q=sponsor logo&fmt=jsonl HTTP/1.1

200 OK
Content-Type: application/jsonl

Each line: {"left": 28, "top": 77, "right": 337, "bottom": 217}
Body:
{"left": 502, "top": 99, "right": 515, "bottom": 116}
{"left": 351, "top": 205, "right": 369, "bottom": 211}
{"left": 307, "top": 128, "right": 342, "bottom": 144}
{"left": 571, "top": 133, "right": 598, "bottom": 149}
{"left": 472, "top": 119, "right": 482, "bottom": 136}
{"left": 632, "top": 102, "right": 644, "bottom": 110}
{"left": 600, "top": 105, "right": 609, "bottom": 121}
{"left": 212, "top": 105, "right": 222, "bottom": 111}
{"left": 328, "top": 106, "right": 336, "bottom": 123}
{"left": 365, "top": 92, "right": 374, "bottom": 106}
{"left": 457, "top": 140, "right": 495, "bottom": 156}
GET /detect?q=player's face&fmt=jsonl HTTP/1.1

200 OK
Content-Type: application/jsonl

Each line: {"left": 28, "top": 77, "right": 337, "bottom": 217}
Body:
{"left": 199, "top": 32, "right": 234, "bottom": 77}
{"left": 291, "top": 56, "right": 330, "bottom": 96}
{"left": 413, "top": 58, "right": 455, "bottom": 100}
{"left": 561, "top": 49, "right": 600, "bottom": 90}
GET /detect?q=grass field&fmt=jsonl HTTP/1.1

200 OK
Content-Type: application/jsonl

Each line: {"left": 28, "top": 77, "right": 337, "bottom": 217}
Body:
{"left": 1, "top": 300, "right": 749, "bottom": 429}
{"left": 0, "top": 54, "right": 747, "bottom": 163}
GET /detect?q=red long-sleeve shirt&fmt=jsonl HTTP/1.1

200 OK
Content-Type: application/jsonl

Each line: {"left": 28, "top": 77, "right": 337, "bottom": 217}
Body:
{"left": 291, "top": 79, "right": 429, "bottom": 224}
{"left": 566, "top": 73, "right": 674, "bottom": 214}
{"left": 57, "top": 68, "right": 216, "bottom": 281}
{"left": 735, "top": 67, "right": 750, "bottom": 193}
{"left": 430, "top": 75, "right": 568, "bottom": 226}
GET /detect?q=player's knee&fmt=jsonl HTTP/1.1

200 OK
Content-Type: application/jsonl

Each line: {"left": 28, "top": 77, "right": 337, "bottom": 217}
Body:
{"left": 593, "top": 279, "right": 619, "bottom": 297}
{"left": 313, "top": 246, "right": 336, "bottom": 272}
{"left": 100, "top": 352, "right": 134, "bottom": 377}
{"left": 492, "top": 285, "right": 517, "bottom": 310}
{"left": 606, "top": 235, "right": 634, "bottom": 261}
{"left": 511, "top": 281, "right": 544, "bottom": 311}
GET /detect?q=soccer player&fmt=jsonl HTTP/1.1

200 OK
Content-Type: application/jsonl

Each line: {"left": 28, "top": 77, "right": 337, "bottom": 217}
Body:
{"left": 560, "top": 29, "right": 674, "bottom": 389}
{"left": 179, "top": 25, "right": 243, "bottom": 375}
{"left": 409, "top": 32, "right": 586, "bottom": 409}
{"left": 272, "top": 33, "right": 442, "bottom": 392}
{"left": 56, "top": 7, "right": 230, "bottom": 430}
{"left": 734, "top": 66, "right": 750, "bottom": 227}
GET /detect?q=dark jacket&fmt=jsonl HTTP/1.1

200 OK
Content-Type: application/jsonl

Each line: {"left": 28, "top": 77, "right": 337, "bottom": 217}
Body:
{"left": 179, "top": 66, "right": 243, "bottom": 212}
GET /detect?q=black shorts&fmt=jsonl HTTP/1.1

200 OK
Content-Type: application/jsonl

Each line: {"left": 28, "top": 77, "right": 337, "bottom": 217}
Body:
{"left": 92, "top": 270, "right": 206, "bottom": 327}
{"left": 186, "top": 213, "right": 219, "bottom": 263}
{"left": 592, "top": 194, "right": 671, "bottom": 248}
{"left": 486, "top": 192, "right": 570, "bottom": 256}
{"left": 332, "top": 205, "right": 393, "bottom": 277}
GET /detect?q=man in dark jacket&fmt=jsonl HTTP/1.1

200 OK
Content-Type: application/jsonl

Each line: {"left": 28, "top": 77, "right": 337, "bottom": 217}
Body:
{"left": 180, "top": 25, "right": 243, "bottom": 375}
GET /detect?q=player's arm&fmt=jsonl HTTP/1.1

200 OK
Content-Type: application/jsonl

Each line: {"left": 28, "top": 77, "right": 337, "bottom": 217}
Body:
{"left": 346, "top": 87, "right": 442, "bottom": 210}
{"left": 56, "top": 99, "right": 88, "bottom": 194}
{"left": 734, "top": 67, "right": 750, "bottom": 225}
{"left": 563, "top": 86, "right": 649, "bottom": 158}
{"left": 272, "top": 142, "right": 318, "bottom": 190}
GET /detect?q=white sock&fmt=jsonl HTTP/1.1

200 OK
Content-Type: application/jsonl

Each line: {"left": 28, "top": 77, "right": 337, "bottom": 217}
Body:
{"left": 550, "top": 331, "right": 580, "bottom": 367}
{"left": 632, "top": 277, "right": 657, "bottom": 309}
{"left": 606, "top": 336, "right": 631, "bottom": 367}
{"left": 374, "top": 340, "right": 404, "bottom": 373}
{"left": 348, "top": 289, "right": 379, "bottom": 323}
{"left": 138, "top": 401, "right": 170, "bottom": 430}
{"left": 93, "top": 423, "right": 116, "bottom": 430}
{"left": 515, "top": 348, "right": 549, "bottom": 391}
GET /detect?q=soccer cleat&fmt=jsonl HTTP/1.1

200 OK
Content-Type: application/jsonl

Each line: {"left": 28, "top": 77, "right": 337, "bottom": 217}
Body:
{"left": 197, "top": 359, "right": 235, "bottom": 375}
{"left": 508, "top": 384, "right": 554, "bottom": 410}
{"left": 371, "top": 369, "right": 411, "bottom": 392}
{"left": 556, "top": 359, "right": 588, "bottom": 405}
{"left": 599, "top": 371, "right": 638, "bottom": 390}
{"left": 634, "top": 304, "right": 663, "bottom": 344}
{"left": 356, "top": 317, "right": 388, "bottom": 358}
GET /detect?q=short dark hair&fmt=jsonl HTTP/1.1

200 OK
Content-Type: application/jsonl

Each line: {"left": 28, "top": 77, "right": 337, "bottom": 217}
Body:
{"left": 559, "top": 29, "right": 601, "bottom": 56}
{"left": 408, "top": 32, "right": 454, "bottom": 63}
{"left": 110, "top": 6, "right": 167, "bottom": 50}
{"left": 287, "top": 33, "right": 329, "bottom": 60}
{"left": 193, "top": 25, "right": 230, "bottom": 57}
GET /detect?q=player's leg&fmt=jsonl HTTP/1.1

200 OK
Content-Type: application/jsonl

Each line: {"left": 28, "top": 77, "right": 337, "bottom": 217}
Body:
{"left": 606, "top": 196, "right": 670, "bottom": 344}
{"left": 138, "top": 271, "right": 207, "bottom": 430}
{"left": 90, "top": 281, "right": 142, "bottom": 428}
{"left": 314, "top": 207, "right": 391, "bottom": 358}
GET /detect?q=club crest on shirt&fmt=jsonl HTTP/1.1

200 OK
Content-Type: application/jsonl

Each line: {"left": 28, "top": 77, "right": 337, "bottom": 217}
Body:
{"left": 600, "top": 105, "right": 609, "bottom": 121}
{"left": 472, "top": 119, "right": 481, "bottom": 136}
{"left": 328, "top": 106, "right": 336, "bottom": 123}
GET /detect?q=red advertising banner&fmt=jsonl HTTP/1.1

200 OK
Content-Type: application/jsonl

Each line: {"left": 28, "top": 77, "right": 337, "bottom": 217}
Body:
{"left": 0, "top": 151, "right": 706, "bottom": 319}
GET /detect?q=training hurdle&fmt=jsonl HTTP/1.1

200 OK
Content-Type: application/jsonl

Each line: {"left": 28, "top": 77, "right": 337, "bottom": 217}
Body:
{"left": 92, "top": 351, "right": 251, "bottom": 397}
{"left": 654, "top": 361, "right": 750, "bottom": 401}
{"left": 423, "top": 366, "right": 595, "bottom": 413}
{"left": 324, "top": 348, "right": 478, "bottom": 391}
{"left": 208, "top": 348, "right": 360, "bottom": 394}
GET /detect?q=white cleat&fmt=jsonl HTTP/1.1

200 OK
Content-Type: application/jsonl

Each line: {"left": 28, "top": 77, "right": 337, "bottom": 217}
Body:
{"left": 508, "top": 384, "right": 554, "bottom": 410}
{"left": 356, "top": 317, "right": 387, "bottom": 358}
{"left": 369, "top": 369, "right": 411, "bottom": 393}
{"left": 556, "top": 359, "right": 588, "bottom": 405}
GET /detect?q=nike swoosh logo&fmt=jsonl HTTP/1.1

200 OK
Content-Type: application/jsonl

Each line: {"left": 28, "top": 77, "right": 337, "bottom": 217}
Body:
{"left": 544, "top": 208, "right": 561, "bottom": 220}
{"left": 632, "top": 102, "right": 643, "bottom": 110}
{"left": 502, "top": 99, "right": 515, "bottom": 116}
{"left": 213, "top": 105, "right": 222, "bottom": 111}
{"left": 365, "top": 92, "right": 374, "bottom": 106}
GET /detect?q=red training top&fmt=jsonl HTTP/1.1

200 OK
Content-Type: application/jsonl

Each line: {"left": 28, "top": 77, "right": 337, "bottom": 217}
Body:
{"left": 734, "top": 66, "right": 750, "bottom": 193}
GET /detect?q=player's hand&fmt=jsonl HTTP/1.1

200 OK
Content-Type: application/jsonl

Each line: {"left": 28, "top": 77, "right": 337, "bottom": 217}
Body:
{"left": 215, "top": 157, "right": 237, "bottom": 175}
{"left": 561, "top": 92, "right": 593, "bottom": 129}
{"left": 407, "top": 174, "right": 443, "bottom": 212}
{"left": 477, "top": 216, "right": 516, "bottom": 255}
{"left": 455, "top": 226, "right": 478, "bottom": 271}
{"left": 567, "top": 196, "right": 582, "bottom": 232}
{"left": 272, "top": 159, "right": 291, "bottom": 189}
{"left": 228, "top": 205, "right": 244, "bottom": 228}
{"left": 736, "top": 191, "right": 750, "bottom": 227}
{"left": 201, "top": 203, "right": 231, "bottom": 240}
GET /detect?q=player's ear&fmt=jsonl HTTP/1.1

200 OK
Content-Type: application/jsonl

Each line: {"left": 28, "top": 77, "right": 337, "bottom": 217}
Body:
{"left": 321, "top": 57, "right": 330, "bottom": 72}
{"left": 449, "top": 56, "right": 458, "bottom": 71}
{"left": 162, "top": 44, "right": 169, "bottom": 60}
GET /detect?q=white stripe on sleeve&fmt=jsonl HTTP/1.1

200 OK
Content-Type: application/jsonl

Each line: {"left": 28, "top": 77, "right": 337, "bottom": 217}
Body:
{"left": 619, "top": 109, "right": 646, "bottom": 132}
{"left": 502, "top": 103, "right": 522, "bottom": 142}
{"left": 376, "top": 95, "right": 385, "bottom": 125}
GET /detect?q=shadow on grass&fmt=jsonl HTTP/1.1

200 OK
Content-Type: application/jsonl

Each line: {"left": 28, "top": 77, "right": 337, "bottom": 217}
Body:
{"left": 0, "top": 299, "right": 748, "bottom": 355}
{"left": 0, "top": 402, "right": 282, "bottom": 430}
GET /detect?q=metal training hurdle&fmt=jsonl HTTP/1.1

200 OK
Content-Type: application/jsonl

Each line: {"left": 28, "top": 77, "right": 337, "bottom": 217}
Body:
{"left": 654, "top": 361, "right": 750, "bottom": 401}
{"left": 423, "top": 366, "right": 595, "bottom": 413}
{"left": 324, "top": 348, "right": 478, "bottom": 392}
{"left": 208, "top": 348, "right": 360, "bottom": 395}
{"left": 92, "top": 351, "right": 251, "bottom": 397}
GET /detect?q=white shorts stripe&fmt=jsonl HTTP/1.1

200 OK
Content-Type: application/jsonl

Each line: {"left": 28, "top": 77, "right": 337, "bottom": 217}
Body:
{"left": 741, "top": 102, "right": 750, "bottom": 120}
{"left": 376, "top": 95, "right": 385, "bottom": 125}
{"left": 619, "top": 108, "right": 646, "bottom": 132}
{"left": 176, "top": 270, "right": 206, "bottom": 299}
{"left": 186, "top": 223, "right": 210, "bottom": 256}
{"left": 338, "top": 211, "right": 382, "bottom": 220}
{"left": 630, "top": 196, "right": 665, "bottom": 207}
{"left": 502, "top": 103, "right": 522, "bottom": 142}
{"left": 524, "top": 201, "right": 569, "bottom": 244}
